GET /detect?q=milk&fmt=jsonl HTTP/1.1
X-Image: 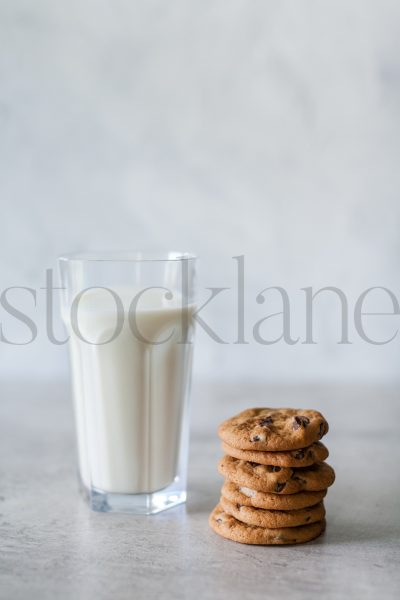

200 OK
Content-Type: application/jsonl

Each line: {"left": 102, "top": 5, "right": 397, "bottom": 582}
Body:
{"left": 65, "top": 287, "right": 195, "bottom": 494}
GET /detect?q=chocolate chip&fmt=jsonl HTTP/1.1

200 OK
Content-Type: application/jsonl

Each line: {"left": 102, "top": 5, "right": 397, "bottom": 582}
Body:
{"left": 292, "top": 449, "right": 305, "bottom": 460}
{"left": 292, "top": 475, "right": 307, "bottom": 485}
{"left": 251, "top": 435, "right": 261, "bottom": 442}
{"left": 216, "top": 517, "right": 223, "bottom": 523}
{"left": 259, "top": 416, "right": 273, "bottom": 427}
{"left": 319, "top": 422, "right": 327, "bottom": 438}
{"left": 292, "top": 415, "right": 310, "bottom": 430}
{"left": 268, "top": 466, "right": 281, "bottom": 472}
{"left": 236, "top": 504, "right": 241, "bottom": 510}
{"left": 275, "top": 482, "right": 286, "bottom": 493}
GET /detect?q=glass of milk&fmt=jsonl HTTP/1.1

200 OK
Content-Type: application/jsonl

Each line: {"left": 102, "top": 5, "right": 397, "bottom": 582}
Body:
{"left": 59, "top": 252, "right": 197, "bottom": 514}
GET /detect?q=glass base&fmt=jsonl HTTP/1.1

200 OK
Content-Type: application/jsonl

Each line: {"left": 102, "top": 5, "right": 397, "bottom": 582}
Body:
{"left": 79, "top": 478, "right": 187, "bottom": 515}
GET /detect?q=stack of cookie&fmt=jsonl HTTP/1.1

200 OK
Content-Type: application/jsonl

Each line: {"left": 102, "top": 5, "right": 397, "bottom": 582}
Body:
{"left": 209, "top": 408, "right": 335, "bottom": 545}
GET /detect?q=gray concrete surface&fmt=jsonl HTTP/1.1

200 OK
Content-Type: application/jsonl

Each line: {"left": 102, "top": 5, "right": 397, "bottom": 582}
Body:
{"left": 1, "top": 381, "right": 399, "bottom": 599}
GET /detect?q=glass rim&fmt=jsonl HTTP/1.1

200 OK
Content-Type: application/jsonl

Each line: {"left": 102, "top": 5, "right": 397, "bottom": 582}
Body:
{"left": 59, "top": 251, "right": 197, "bottom": 263}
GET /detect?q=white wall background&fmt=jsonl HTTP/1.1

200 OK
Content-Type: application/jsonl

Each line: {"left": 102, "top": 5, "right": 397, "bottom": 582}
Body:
{"left": 1, "top": 0, "right": 400, "bottom": 383}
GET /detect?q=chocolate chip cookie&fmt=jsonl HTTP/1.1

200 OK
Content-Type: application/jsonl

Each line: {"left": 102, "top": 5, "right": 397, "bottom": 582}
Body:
{"left": 209, "top": 503, "right": 326, "bottom": 545}
{"left": 221, "top": 480, "right": 327, "bottom": 510}
{"left": 218, "top": 455, "right": 335, "bottom": 494}
{"left": 221, "top": 440, "right": 328, "bottom": 467}
{"left": 220, "top": 495, "right": 326, "bottom": 528}
{"left": 218, "top": 408, "right": 328, "bottom": 451}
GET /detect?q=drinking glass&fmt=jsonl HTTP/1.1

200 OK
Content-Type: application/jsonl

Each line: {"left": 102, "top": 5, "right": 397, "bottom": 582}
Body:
{"left": 59, "top": 252, "right": 197, "bottom": 514}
